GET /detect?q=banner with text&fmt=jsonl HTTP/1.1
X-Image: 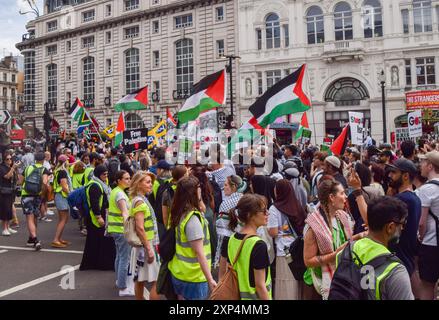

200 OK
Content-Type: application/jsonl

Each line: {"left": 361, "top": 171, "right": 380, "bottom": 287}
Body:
{"left": 122, "top": 128, "right": 149, "bottom": 153}
{"left": 348, "top": 112, "right": 364, "bottom": 145}
{"left": 406, "top": 91, "right": 439, "bottom": 110}
{"left": 408, "top": 110, "right": 423, "bottom": 138}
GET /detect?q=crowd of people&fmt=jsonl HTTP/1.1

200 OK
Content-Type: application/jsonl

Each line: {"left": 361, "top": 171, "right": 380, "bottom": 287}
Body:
{"left": 0, "top": 135, "right": 438, "bottom": 301}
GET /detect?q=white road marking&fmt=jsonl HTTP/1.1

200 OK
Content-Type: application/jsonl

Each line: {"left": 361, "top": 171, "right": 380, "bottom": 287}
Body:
{"left": 0, "top": 250, "right": 8, "bottom": 254}
{"left": 0, "top": 264, "right": 80, "bottom": 298}
{"left": 0, "top": 246, "right": 83, "bottom": 254}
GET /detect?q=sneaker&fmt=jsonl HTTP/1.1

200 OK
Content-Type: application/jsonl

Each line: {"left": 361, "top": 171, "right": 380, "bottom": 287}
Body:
{"left": 2, "top": 229, "right": 11, "bottom": 236}
{"left": 119, "top": 287, "right": 135, "bottom": 297}
{"left": 41, "top": 217, "right": 53, "bottom": 222}
{"left": 8, "top": 228, "right": 17, "bottom": 234}
{"left": 34, "top": 240, "right": 41, "bottom": 251}
{"left": 47, "top": 210, "right": 55, "bottom": 216}
{"left": 26, "top": 238, "right": 35, "bottom": 247}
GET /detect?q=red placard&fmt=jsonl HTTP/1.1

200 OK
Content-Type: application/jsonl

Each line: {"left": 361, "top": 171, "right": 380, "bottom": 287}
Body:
{"left": 10, "top": 129, "right": 25, "bottom": 140}
{"left": 406, "top": 91, "right": 439, "bottom": 110}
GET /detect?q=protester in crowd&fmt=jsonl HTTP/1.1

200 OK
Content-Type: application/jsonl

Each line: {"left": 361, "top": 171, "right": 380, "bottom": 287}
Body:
{"left": 82, "top": 152, "right": 102, "bottom": 185}
{"left": 401, "top": 140, "right": 417, "bottom": 163}
{"left": 80, "top": 165, "right": 115, "bottom": 270}
{"left": 310, "top": 151, "right": 327, "bottom": 203}
{"left": 161, "top": 165, "right": 187, "bottom": 230}
{"left": 369, "top": 163, "right": 386, "bottom": 195}
{"left": 206, "top": 144, "right": 236, "bottom": 197}
{"left": 149, "top": 160, "right": 172, "bottom": 209}
{"left": 63, "top": 148, "right": 75, "bottom": 164}
{"left": 417, "top": 151, "right": 439, "bottom": 300}
{"left": 129, "top": 171, "right": 160, "bottom": 300}
{"left": 21, "top": 146, "right": 35, "bottom": 173}
{"left": 216, "top": 175, "right": 246, "bottom": 274}
{"left": 149, "top": 147, "right": 166, "bottom": 175}
{"left": 303, "top": 178, "right": 361, "bottom": 300}
{"left": 51, "top": 155, "right": 72, "bottom": 248}
{"left": 81, "top": 152, "right": 90, "bottom": 167}
{"left": 387, "top": 158, "right": 422, "bottom": 297}
{"left": 222, "top": 194, "right": 272, "bottom": 300}
{"left": 0, "top": 152, "right": 19, "bottom": 236}
{"left": 168, "top": 176, "right": 216, "bottom": 300}
{"left": 268, "top": 179, "right": 306, "bottom": 300}
{"left": 119, "top": 153, "right": 134, "bottom": 177}
{"left": 333, "top": 196, "right": 414, "bottom": 300}
{"left": 323, "top": 156, "right": 348, "bottom": 189}
{"left": 250, "top": 175, "right": 275, "bottom": 208}
{"left": 106, "top": 148, "right": 121, "bottom": 187}
{"left": 21, "top": 152, "right": 50, "bottom": 251}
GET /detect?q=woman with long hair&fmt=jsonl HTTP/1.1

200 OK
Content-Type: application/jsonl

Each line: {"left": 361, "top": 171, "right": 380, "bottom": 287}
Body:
{"left": 51, "top": 155, "right": 72, "bottom": 248}
{"left": 168, "top": 175, "right": 216, "bottom": 300}
{"left": 128, "top": 171, "right": 160, "bottom": 300}
{"left": 268, "top": 179, "right": 306, "bottom": 300}
{"left": 161, "top": 165, "right": 188, "bottom": 230}
{"left": 221, "top": 194, "right": 272, "bottom": 300}
{"left": 0, "top": 151, "right": 19, "bottom": 236}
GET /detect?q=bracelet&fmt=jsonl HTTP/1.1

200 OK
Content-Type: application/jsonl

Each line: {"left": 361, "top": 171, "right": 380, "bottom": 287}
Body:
{"left": 352, "top": 189, "right": 362, "bottom": 198}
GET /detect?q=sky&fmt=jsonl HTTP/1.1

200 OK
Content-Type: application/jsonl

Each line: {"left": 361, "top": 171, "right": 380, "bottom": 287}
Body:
{"left": 0, "top": 0, "right": 43, "bottom": 58}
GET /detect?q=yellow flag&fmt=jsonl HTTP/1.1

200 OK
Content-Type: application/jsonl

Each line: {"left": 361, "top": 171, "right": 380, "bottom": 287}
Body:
{"left": 103, "top": 124, "right": 116, "bottom": 139}
{"left": 148, "top": 120, "right": 167, "bottom": 139}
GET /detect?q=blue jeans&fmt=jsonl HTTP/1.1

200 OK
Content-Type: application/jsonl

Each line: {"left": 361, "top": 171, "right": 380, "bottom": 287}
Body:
{"left": 111, "top": 233, "right": 131, "bottom": 289}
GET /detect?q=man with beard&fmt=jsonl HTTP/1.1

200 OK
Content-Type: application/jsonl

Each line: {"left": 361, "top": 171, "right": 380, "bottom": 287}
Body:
{"left": 387, "top": 158, "right": 422, "bottom": 296}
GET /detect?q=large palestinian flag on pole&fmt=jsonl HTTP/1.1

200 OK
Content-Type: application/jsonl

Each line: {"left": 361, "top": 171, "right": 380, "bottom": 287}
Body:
{"left": 114, "top": 86, "right": 148, "bottom": 112}
{"left": 330, "top": 124, "right": 350, "bottom": 156}
{"left": 248, "top": 64, "right": 310, "bottom": 129}
{"left": 294, "top": 112, "right": 309, "bottom": 140}
{"left": 114, "top": 112, "right": 125, "bottom": 147}
{"left": 177, "top": 69, "right": 226, "bottom": 125}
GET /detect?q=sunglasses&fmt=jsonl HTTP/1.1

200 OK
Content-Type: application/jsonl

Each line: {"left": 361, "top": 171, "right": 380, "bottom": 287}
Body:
{"left": 5, "top": 158, "right": 12, "bottom": 160}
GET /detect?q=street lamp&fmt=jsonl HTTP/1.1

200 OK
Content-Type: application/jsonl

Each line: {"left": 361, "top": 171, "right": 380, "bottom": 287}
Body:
{"left": 44, "top": 102, "right": 57, "bottom": 151}
{"left": 379, "top": 70, "right": 387, "bottom": 143}
{"left": 221, "top": 54, "right": 241, "bottom": 128}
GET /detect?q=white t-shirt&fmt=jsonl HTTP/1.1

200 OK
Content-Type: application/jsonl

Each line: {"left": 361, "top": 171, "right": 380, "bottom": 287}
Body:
{"left": 267, "top": 205, "right": 296, "bottom": 257}
{"left": 418, "top": 178, "right": 439, "bottom": 246}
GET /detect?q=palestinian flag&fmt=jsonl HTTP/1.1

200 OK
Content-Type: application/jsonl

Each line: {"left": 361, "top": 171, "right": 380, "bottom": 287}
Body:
{"left": 68, "top": 98, "right": 84, "bottom": 119}
{"left": 294, "top": 112, "right": 309, "bottom": 140}
{"left": 114, "top": 112, "right": 125, "bottom": 147}
{"left": 177, "top": 69, "right": 226, "bottom": 125}
{"left": 248, "top": 64, "right": 310, "bottom": 128}
{"left": 115, "top": 86, "right": 148, "bottom": 112}
{"left": 330, "top": 125, "right": 350, "bottom": 156}
{"left": 321, "top": 144, "right": 333, "bottom": 156}
{"left": 12, "top": 119, "right": 22, "bottom": 130}
{"left": 167, "top": 107, "right": 177, "bottom": 127}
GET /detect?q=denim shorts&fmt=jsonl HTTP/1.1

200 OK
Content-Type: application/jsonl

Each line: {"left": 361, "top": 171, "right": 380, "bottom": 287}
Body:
{"left": 21, "top": 196, "right": 42, "bottom": 217}
{"left": 171, "top": 275, "right": 208, "bottom": 300}
{"left": 54, "top": 193, "right": 70, "bottom": 211}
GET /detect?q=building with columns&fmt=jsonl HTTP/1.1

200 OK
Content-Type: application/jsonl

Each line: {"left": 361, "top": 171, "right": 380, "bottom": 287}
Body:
{"left": 16, "top": 0, "right": 238, "bottom": 136}
{"left": 0, "top": 56, "right": 19, "bottom": 116}
{"left": 236, "top": 0, "right": 439, "bottom": 144}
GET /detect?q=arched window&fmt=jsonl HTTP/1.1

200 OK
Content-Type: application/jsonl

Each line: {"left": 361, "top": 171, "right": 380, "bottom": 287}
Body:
{"left": 334, "top": 2, "right": 353, "bottom": 41}
{"left": 266, "top": 13, "right": 281, "bottom": 49}
{"left": 362, "top": 0, "right": 383, "bottom": 38}
{"left": 47, "top": 63, "right": 57, "bottom": 105}
{"left": 125, "top": 113, "right": 144, "bottom": 130}
{"left": 125, "top": 48, "right": 140, "bottom": 94}
{"left": 325, "top": 78, "right": 369, "bottom": 106}
{"left": 83, "top": 56, "right": 95, "bottom": 103}
{"left": 307, "top": 6, "right": 324, "bottom": 44}
{"left": 176, "top": 39, "right": 194, "bottom": 93}
{"left": 413, "top": 0, "right": 432, "bottom": 33}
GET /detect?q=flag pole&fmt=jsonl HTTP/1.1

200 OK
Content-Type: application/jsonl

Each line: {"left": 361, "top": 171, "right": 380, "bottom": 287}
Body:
{"left": 305, "top": 68, "right": 318, "bottom": 146}
{"left": 84, "top": 108, "right": 104, "bottom": 144}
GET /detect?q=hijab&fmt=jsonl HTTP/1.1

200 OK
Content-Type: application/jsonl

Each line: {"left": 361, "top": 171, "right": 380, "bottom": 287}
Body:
{"left": 251, "top": 175, "right": 275, "bottom": 208}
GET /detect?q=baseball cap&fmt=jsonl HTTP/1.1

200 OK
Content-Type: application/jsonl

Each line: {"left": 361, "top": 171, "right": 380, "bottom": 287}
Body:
{"left": 58, "top": 155, "right": 68, "bottom": 163}
{"left": 418, "top": 151, "right": 439, "bottom": 167}
{"left": 387, "top": 158, "right": 417, "bottom": 175}
{"left": 157, "top": 160, "right": 173, "bottom": 170}
{"left": 325, "top": 155, "right": 341, "bottom": 169}
{"left": 380, "top": 150, "right": 393, "bottom": 158}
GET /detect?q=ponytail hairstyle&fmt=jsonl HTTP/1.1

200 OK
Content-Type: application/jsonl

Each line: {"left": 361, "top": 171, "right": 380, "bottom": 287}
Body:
{"left": 229, "top": 194, "right": 267, "bottom": 231}
{"left": 317, "top": 178, "right": 341, "bottom": 214}
{"left": 170, "top": 176, "right": 201, "bottom": 228}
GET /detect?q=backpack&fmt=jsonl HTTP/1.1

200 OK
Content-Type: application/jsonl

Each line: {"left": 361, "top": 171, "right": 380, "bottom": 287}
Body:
{"left": 328, "top": 242, "right": 401, "bottom": 300}
{"left": 424, "top": 181, "right": 439, "bottom": 246}
{"left": 67, "top": 186, "right": 89, "bottom": 219}
{"left": 107, "top": 158, "right": 120, "bottom": 185}
{"left": 209, "top": 175, "right": 222, "bottom": 213}
{"left": 210, "top": 234, "right": 254, "bottom": 300}
{"left": 23, "top": 165, "right": 45, "bottom": 195}
{"left": 153, "top": 181, "right": 175, "bottom": 225}
{"left": 283, "top": 213, "right": 306, "bottom": 281}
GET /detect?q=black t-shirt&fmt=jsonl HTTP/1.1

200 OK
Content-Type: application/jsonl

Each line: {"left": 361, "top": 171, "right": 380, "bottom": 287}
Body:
{"left": 0, "top": 163, "right": 14, "bottom": 188}
{"left": 56, "top": 169, "right": 68, "bottom": 184}
{"left": 221, "top": 233, "right": 270, "bottom": 288}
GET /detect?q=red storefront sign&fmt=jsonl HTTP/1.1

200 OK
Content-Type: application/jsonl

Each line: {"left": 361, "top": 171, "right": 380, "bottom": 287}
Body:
{"left": 406, "top": 91, "right": 439, "bottom": 110}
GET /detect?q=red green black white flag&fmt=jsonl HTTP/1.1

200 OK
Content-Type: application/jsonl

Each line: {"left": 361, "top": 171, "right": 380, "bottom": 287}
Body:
{"left": 115, "top": 86, "right": 148, "bottom": 112}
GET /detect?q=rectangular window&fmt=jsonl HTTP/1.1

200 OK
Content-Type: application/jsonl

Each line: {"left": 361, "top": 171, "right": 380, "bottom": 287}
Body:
{"left": 106, "top": 4, "right": 112, "bottom": 16}
{"left": 12, "top": 74, "right": 16, "bottom": 82}
{"left": 106, "top": 87, "right": 112, "bottom": 97}
{"left": 66, "top": 40, "right": 72, "bottom": 52}
{"left": 283, "top": 25, "right": 289, "bottom": 47}
{"left": 2, "top": 88, "right": 6, "bottom": 97}
{"left": 125, "top": 0, "right": 139, "bottom": 11}
{"left": 256, "top": 29, "right": 262, "bottom": 50}
{"left": 401, "top": 9, "right": 409, "bottom": 34}
{"left": 47, "top": 45, "right": 57, "bottom": 56}
{"left": 47, "top": 20, "right": 58, "bottom": 32}
{"left": 66, "top": 92, "right": 71, "bottom": 102}
{"left": 335, "top": 9, "right": 353, "bottom": 41}
{"left": 216, "top": 39, "right": 225, "bottom": 57}
{"left": 106, "top": 59, "right": 112, "bottom": 75}
{"left": 405, "top": 59, "right": 412, "bottom": 87}
{"left": 416, "top": 57, "right": 435, "bottom": 86}
{"left": 153, "top": 81, "right": 160, "bottom": 100}
{"left": 414, "top": 0, "right": 432, "bottom": 33}
{"left": 66, "top": 66, "right": 71, "bottom": 81}
{"left": 363, "top": 5, "right": 383, "bottom": 38}
{"left": 106, "top": 31, "right": 112, "bottom": 44}
{"left": 307, "top": 12, "right": 324, "bottom": 44}
{"left": 257, "top": 72, "right": 263, "bottom": 95}
{"left": 81, "top": 36, "right": 95, "bottom": 49}
{"left": 215, "top": 6, "right": 224, "bottom": 22}
{"left": 124, "top": 26, "right": 140, "bottom": 39}
{"left": 82, "top": 10, "right": 95, "bottom": 23}
{"left": 175, "top": 14, "right": 193, "bottom": 29}
{"left": 266, "top": 70, "right": 282, "bottom": 89}
{"left": 152, "top": 20, "right": 160, "bottom": 33}
{"left": 2, "top": 74, "right": 6, "bottom": 82}
{"left": 153, "top": 51, "right": 160, "bottom": 67}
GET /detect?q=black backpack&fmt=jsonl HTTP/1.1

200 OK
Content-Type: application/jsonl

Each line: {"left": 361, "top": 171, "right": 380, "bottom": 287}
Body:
{"left": 24, "top": 165, "right": 45, "bottom": 195}
{"left": 153, "top": 181, "right": 175, "bottom": 225}
{"left": 328, "top": 242, "right": 401, "bottom": 300}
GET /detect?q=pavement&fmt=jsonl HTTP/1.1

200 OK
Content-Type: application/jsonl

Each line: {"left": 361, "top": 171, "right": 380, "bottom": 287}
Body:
{"left": 0, "top": 208, "right": 143, "bottom": 300}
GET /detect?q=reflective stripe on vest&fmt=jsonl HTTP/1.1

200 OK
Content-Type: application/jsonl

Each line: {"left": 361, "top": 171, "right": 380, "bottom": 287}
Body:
{"left": 168, "top": 210, "right": 211, "bottom": 283}
{"left": 108, "top": 186, "right": 128, "bottom": 234}
{"left": 85, "top": 181, "right": 104, "bottom": 228}
{"left": 129, "top": 198, "right": 155, "bottom": 240}
{"left": 345, "top": 238, "right": 401, "bottom": 300}
{"left": 228, "top": 234, "right": 272, "bottom": 300}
